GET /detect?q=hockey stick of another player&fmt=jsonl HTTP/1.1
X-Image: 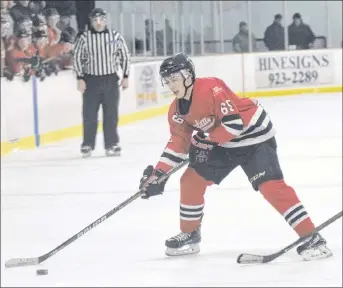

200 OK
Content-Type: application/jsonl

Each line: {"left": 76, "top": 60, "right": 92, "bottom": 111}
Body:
{"left": 5, "top": 159, "right": 189, "bottom": 268}
{"left": 237, "top": 210, "right": 342, "bottom": 264}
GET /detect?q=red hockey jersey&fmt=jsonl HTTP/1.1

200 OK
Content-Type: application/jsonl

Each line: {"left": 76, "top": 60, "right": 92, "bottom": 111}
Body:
{"left": 155, "top": 77, "right": 276, "bottom": 173}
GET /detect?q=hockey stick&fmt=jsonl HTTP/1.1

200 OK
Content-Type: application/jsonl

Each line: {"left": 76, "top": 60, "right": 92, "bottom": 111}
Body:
{"left": 237, "top": 210, "right": 342, "bottom": 264}
{"left": 5, "top": 159, "right": 189, "bottom": 268}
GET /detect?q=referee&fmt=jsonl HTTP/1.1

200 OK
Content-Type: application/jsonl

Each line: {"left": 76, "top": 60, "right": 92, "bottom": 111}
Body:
{"left": 73, "top": 8, "right": 130, "bottom": 158}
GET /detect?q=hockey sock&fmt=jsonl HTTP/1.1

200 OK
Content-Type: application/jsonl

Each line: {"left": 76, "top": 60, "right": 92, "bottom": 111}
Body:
{"left": 179, "top": 168, "right": 213, "bottom": 233}
{"left": 259, "top": 179, "right": 315, "bottom": 237}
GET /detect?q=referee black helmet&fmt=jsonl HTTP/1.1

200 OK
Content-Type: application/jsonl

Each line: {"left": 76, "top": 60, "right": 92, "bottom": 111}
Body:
{"left": 89, "top": 8, "right": 107, "bottom": 32}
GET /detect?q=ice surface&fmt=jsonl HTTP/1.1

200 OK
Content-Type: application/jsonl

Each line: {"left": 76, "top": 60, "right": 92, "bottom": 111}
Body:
{"left": 1, "top": 93, "right": 342, "bottom": 287}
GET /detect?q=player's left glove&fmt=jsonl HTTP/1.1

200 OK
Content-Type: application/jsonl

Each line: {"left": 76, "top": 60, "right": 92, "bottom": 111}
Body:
{"left": 189, "top": 132, "right": 217, "bottom": 164}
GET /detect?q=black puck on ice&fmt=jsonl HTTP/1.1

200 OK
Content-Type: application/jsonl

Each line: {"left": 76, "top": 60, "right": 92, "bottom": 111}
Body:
{"left": 36, "top": 269, "right": 48, "bottom": 276}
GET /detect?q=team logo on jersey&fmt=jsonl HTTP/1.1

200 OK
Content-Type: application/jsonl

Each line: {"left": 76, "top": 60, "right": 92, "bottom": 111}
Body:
{"left": 212, "top": 86, "right": 223, "bottom": 96}
{"left": 194, "top": 117, "right": 215, "bottom": 131}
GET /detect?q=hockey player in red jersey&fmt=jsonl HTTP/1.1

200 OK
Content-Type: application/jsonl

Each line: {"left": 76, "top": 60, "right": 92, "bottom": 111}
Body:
{"left": 139, "top": 53, "right": 332, "bottom": 260}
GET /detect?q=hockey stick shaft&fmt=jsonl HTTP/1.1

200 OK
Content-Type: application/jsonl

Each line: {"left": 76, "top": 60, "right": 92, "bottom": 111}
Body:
{"left": 5, "top": 159, "right": 189, "bottom": 268}
{"left": 237, "top": 210, "right": 342, "bottom": 264}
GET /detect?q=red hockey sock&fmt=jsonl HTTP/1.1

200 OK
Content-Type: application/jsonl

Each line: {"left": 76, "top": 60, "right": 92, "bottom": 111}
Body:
{"left": 259, "top": 179, "right": 315, "bottom": 237}
{"left": 179, "top": 168, "right": 213, "bottom": 233}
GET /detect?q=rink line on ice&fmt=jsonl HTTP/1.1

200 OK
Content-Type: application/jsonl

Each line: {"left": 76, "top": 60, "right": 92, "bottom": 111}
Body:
{"left": 1, "top": 87, "right": 341, "bottom": 157}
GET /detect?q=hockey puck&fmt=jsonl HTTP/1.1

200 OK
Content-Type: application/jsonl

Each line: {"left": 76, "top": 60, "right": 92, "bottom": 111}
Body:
{"left": 36, "top": 269, "right": 48, "bottom": 276}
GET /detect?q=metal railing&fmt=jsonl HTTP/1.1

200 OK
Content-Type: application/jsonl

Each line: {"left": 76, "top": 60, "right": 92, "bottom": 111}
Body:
{"left": 96, "top": 1, "right": 341, "bottom": 58}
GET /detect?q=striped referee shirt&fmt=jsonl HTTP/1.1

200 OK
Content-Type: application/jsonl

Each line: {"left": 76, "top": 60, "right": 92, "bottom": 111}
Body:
{"left": 73, "top": 28, "right": 130, "bottom": 79}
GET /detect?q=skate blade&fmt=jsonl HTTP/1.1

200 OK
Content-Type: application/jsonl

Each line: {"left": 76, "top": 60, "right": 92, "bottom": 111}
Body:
{"left": 105, "top": 151, "right": 121, "bottom": 157}
{"left": 82, "top": 152, "right": 92, "bottom": 158}
{"left": 165, "top": 243, "right": 200, "bottom": 257}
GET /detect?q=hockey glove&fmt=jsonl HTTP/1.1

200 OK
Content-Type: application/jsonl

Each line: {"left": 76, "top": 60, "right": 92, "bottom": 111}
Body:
{"left": 139, "top": 165, "right": 169, "bottom": 199}
{"left": 189, "top": 132, "right": 217, "bottom": 164}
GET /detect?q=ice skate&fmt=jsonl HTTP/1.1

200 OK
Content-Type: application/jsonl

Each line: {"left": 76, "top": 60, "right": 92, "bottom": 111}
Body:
{"left": 165, "top": 227, "right": 201, "bottom": 256}
{"left": 105, "top": 145, "right": 121, "bottom": 157}
{"left": 81, "top": 146, "right": 92, "bottom": 158}
{"left": 297, "top": 233, "right": 333, "bottom": 261}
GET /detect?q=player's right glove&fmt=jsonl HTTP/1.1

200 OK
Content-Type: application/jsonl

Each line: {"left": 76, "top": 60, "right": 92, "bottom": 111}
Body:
{"left": 139, "top": 165, "right": 169, "bottom": 199}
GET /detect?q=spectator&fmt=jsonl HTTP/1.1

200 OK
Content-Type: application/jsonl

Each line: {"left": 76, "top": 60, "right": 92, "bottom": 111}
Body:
{"left": 45, "top": 0, "right": 76, "bottom": 17}
{"left": 57, "top": 14, "right": 70, "bottom": 30}
{"left": 29, "top": 0, "right": 46, "bottom": 17}
{"left": 6, "top": 29, "right": 36, "bottom": 75}
{"left": 10, "top": 1, "right": 33, "bottom": 30}
{"left": 32, "top": 28, "right": 59, "bottom": 76}
{"left": 1, "top": 0, "right": 14, "bottom": 14}
{"left": 52, "top": 28, "right": 75, "bottom": 70}
{"left": 0, "top": 12, "right": 11, "bottom": 77}
{"left": 31, "top": 14, "right": 47, "bottom": 34}
{"left": 32, "top": 27, "right": 49, "bottom": 58}
{"left": 264, "top": 14, "right": 285, "bottom": 51}
{"left": 16, "top": 16, "right": 32, "bottom": 35}
{"left": 1, "top": 15, "right": 12, "bottom": 49}
{"left": 288, "top": 13, "right": 315, "bottom": 50}
{"left": 45, "top": 7, "right": 61, "bottom": 45}
{"left": 1, "top": 18, "right": 9, "bottom": 76}
{"left": 232, "top": 21, "right": 257, "bottom": 53}
{"left": 56, "top": 14, "right": 77, "bottom": 41}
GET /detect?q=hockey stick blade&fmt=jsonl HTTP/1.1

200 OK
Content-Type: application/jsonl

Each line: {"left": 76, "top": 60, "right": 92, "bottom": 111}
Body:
{"left": 5, "top": 159, "right": 189, "bottom": 268}
{"left": 5, "top": 257, "right": 40, "bottom": 268}
{"left": 237, "top": 210, "right": 342, "bottom": 264}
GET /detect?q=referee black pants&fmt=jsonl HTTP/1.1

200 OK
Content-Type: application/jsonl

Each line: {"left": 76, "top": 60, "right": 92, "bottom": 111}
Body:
{"left": 81, "top": 74, "right": 120, "bottom": 150}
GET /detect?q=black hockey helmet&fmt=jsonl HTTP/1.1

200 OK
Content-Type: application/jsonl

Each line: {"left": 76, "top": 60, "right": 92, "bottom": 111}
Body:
{"left": 159, "top": 52, "right": 195, "bottom": 82}
{"left": 89, "top": 8, "right": 107, "bottom": 20}
{"left": 159, "top": 53, "right": 196, "bottom": 99}
{"left": 60, "top": 27, "right": 76, "bottom": 44}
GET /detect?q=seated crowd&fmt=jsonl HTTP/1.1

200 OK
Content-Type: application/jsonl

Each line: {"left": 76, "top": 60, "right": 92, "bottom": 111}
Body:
{"left": 1, "top": 0, "right": 77, "bottom": 81}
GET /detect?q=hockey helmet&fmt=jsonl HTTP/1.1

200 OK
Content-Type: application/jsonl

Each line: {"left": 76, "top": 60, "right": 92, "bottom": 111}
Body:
{"left": 18, "top": 16, "right": 33, "bottom": 33}
{"left": 60, "top": 27, "right": 76, "bottom": 44}
{"left": 33, "top": 29, "right": 48, "bottom": 46}
{"left": 89, "top": 8, "right": 107, "bottom": 31}
{"left": 89, "top": 8, "right": 107, "bottom": 20}
{"left": 17, "top": 29, "right": 32, "bottom": 47}
{"left": 159, "top": 53, "right": 195, "bottom": 83}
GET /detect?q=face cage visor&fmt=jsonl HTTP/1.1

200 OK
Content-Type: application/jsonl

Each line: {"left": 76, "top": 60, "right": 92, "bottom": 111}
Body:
{"left": 161, "top": 69, "right": 192, "bottom": 87}
{"left": 91, "top": 16, "right": 107, "bottom": 27}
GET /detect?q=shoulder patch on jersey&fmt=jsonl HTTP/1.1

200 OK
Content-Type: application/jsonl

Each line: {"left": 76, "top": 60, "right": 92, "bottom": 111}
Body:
{"left": 212, "top": 86, "right": 223, "bottom": 96}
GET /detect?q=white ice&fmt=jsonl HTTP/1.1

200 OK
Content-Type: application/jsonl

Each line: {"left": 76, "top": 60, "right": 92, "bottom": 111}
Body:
{"left": 1, "top": 93, "right": 342, "bottom": 287}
